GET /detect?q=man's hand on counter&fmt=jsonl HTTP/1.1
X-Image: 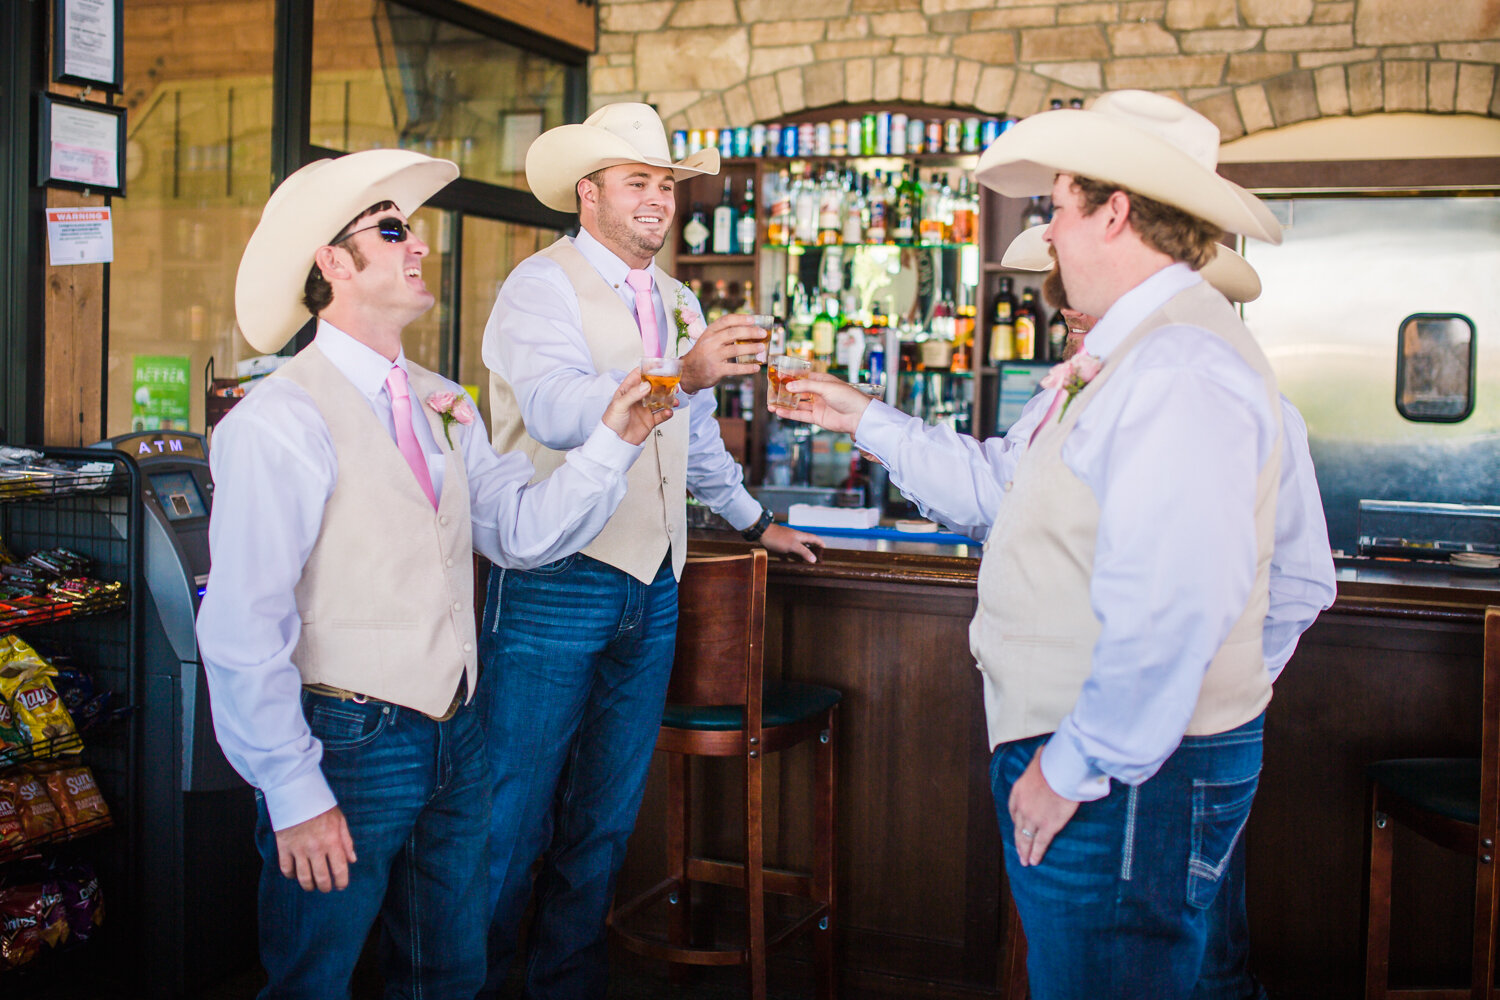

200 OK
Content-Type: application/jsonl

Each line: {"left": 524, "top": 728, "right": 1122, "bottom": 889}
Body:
{"left": 769, "top": 372, "right": 873, "bottom": 435}
{"left": 760, "top": 524, "right": 823, "bottom": 563}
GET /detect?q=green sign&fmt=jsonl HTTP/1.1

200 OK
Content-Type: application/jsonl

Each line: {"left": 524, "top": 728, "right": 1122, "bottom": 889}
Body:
{"left": 132, "top": 354, "right": 191, "bottom": 431}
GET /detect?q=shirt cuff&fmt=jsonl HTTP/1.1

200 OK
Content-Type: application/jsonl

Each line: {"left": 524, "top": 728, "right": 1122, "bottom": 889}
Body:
{"left": 1038, "top": 729, "right": 1113, "bottom": 803}
{"left": 852, "top": 401, "right": 904, "bottom": 459}
{"left": 260, "top": 768, "right": 340, "bottom": 832}
{"left": 722, "top": 489, "right": 767, "bottom": 532}
{"left": 575, "top": 421, "right": 645, "bottom": 474}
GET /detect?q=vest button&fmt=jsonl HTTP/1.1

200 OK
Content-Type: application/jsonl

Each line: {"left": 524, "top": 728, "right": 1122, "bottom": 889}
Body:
{"left": 462, "top": 642, "right": 473, "bottom": 652}
{"left": 655, "top": 429, "right": 663, "bottom": 438}
{"left": 439, "top": 515, "right": 450, "bottom": 526}
{"left": 446, "top": 558, "right": 454, "bottom": 568}
{"left": 453, "top": 601, "right": 463, "bottom": 612}
{"left": 661, "top": 476, "right": 668, "bottom": 486}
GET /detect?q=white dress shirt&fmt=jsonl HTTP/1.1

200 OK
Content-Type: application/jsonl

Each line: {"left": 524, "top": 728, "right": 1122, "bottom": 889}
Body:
{"left": 482, "top": 228, "right": 763, "bottom": 531}
{"left": 856, "top": 264, "right": 1337, "bottom": 801}
{"left": 196, "top": 321, "right": 641, "bottom": 830}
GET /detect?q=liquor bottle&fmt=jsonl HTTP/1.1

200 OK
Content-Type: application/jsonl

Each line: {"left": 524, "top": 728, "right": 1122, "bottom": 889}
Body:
{"left": 1014, "top": 286, "right": 1039, "bottom": 360}
{"left": 949, "top": 176, "right": 977, "bottom": 244}
{"left": 767, "top": 169, "right": 792, "bottom": 246}
{"left": 1046, "top": 306, "right": 1069, "bottom": 361}
{"left": 793, "top": 165, "right": 819, "bottom": 246}
{"left": 712, "top": 177, "right": 736, "bottom": 254}
{"left": 1021, "top": 195, "right": 1050, "bottom": 231}
{"left": 892, "top": 167, "right": 922, "bottom": 244}
{"left": 738, "top": 279, "right": 757, "bottom": 315}
{"left": 817, "top": 168, "right": 843, "bottom": 246}
{"left": 951, "top": 285, "right": 975, "bottom": 372}
{"left": 866, "top": 171, "right": 889, "bottom": 244}
{"left": 810, "top": 295, "right": 838, "bottom": 369}
{"left": 918, "top": 172, "right": 946, "bottom": 245}
{"left": 988, "top": 276, "right": 1016, "bottom": 363}
{"left": 736, "top": 176, "right": 757, "bottom": 254}
{"left": 841, "top": 171, "right": 866, "bottom": 245}
{"left": 683, "top": 204, "right": 710, "bottom": 255}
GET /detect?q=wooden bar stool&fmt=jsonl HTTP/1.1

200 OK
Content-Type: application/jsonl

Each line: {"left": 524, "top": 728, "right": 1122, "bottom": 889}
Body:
{"left": 1363, "top": 605, "right": 1500, "bottom": 999}
{"left": 608, "top": 549, "right": 841, "bottom": 1000}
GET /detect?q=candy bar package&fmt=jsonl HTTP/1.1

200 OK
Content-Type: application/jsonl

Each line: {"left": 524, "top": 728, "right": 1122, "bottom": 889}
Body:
{"left": 39, "top": 763, "right": 110, "bottom": 828}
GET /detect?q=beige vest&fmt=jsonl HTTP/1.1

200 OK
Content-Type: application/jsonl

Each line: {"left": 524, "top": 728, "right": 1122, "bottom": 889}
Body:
{"left": 489, "top": 238, "right": 691, "bottom": 583}
{"left": 971, "top": 280, "right": 1283, "bottom": 750}
{"left": 275, "top": 345, "right": 477, "bottom": 717}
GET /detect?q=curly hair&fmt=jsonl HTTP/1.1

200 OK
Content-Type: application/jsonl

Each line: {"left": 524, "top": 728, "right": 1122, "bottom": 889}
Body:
{"left": 1067, "top": 175, "right": 1222, "bottom": 271}
{"left": 301, "top": 200, "right": 396, "bottom": 315}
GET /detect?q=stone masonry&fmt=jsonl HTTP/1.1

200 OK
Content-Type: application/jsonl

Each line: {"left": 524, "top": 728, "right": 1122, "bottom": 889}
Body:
{"left": 590, "top": 0, "right": 1500, "bottom": 140}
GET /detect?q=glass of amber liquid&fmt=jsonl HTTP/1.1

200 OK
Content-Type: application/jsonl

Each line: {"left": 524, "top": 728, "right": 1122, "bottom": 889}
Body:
{"left": 641, "top": 356, "right": 682, "bottom": 413}
{"left": 735, "top": 314, "right": 777, "bottom": 365}
{"left": 768, "top": 355, "right": 812, "bottom": 408}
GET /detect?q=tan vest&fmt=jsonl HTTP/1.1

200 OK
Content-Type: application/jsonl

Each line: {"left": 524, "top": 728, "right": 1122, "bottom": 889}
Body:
{"left": 971, "top": 280, "right": 1283, "bottom": 750}
{"left": 275, "top": 345, "right": 477, "bottom": 718}
{"left": 489, "top": 238, "right": 691, "bottom": 583}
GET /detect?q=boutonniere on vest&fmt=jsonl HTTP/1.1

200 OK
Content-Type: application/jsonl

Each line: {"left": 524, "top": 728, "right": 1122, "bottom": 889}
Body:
{"left": 425, "top": 391, "right": 474, "bottom": 448}
{"left": 672, "top": 286, "right": 707, "bottom": 356}
{"left": 1039, "top": 353, "right": 1104, "bottom": 421}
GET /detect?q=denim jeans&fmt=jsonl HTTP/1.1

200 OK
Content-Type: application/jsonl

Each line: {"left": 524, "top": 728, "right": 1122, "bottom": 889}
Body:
{"left": 254, "top": 690, "right": 492, "bottom": 1000}
{"left": 992, "top": 713, "right": 1265, "bottom": 1000}
{"left": 476, "top": 553, "right": 678, "bottom": 1000}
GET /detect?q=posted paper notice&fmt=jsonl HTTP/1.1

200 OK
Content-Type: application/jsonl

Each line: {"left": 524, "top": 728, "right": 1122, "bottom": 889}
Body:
{"left": 46, "top": 207, "right": 113, "bottom": 265}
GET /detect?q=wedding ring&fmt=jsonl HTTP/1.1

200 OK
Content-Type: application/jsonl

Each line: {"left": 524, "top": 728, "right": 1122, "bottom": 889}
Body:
{"left": 1019, "top": 828, "right": 1035, "bottom": 838}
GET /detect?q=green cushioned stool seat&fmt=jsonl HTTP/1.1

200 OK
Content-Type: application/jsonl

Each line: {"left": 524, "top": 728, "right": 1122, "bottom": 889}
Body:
{"left": 1368, "top": 757, "right": 1481, "bottom": 826}
{"left": 662, "top": 682, "right": 843, "bottom": 732}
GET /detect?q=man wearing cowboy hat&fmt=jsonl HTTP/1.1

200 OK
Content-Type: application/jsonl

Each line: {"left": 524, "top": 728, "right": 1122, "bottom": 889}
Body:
{"left": 771, "top": 90, "right": 1318, "bottom": 996}
{"left": 196, "top": 147, "right": 671, "bottom": 998}
{"left": 474, "top": 102, "right": 822, "bottom": 998}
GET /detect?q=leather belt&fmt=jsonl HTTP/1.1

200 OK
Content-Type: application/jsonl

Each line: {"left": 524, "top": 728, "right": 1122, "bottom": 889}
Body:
{"left": 302, "top": 681, "right": 465, "bottom": 723}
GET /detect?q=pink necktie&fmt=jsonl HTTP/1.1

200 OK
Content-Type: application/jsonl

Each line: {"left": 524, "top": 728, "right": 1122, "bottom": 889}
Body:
{"left": 1029, "top": 389, "right": 1065, "bottom": 447}
{"left": 385, "top": 365, "right": 438, "bottom": 510}
{"left": 625, "top": 268, "right": 661, "bottom": 357}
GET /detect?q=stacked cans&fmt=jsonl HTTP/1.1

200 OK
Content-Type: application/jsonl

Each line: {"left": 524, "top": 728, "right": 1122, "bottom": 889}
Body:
{"left": 670, "top": 114, "right": 1012, "bottom": 160}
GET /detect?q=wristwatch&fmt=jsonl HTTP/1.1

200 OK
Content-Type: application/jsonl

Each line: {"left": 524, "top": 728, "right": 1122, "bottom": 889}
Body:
{"left": 740, "top": 508, "right": 775, "bottom": 542}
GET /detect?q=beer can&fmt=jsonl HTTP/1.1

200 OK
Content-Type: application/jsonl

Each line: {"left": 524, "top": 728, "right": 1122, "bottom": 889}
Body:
{"left": 979, "top": 118, "right": 1000, "bottom": 148}
{"left": 688, "top": 129, "right": 704, "bottom": 154}
{"left": 812, "top": 122, "right": 830, "bottom": 156}
{"left": 907, "top": 117, "right": 925, "bottom": 154}
{"left": 830, "top": 119, "right": 846, "bottom": 156}
{"left": 863, "top": 113, "right": 878, "bottom": 155}
{"left": 944, "top": 117, "right": 961, "bottom": 153}
{"left": 962, "top": 117, "right": 980, "bottom": 152}
{"left": 766, "top": 123, "right": 783, "bottom": 156}
{"left": 717, "top": 128, "right": 734, "bottom": 158}
{"left": 750, "top": 123, "right": 767, "bottom": 157}
{"left": 874, "top": 112, "right": 891, "bottom": 155}
{"left": 799, "top": 123, "right": 815, "bottom": 157}
{"left": 847, "top": 118, "right": 864, "bottom": 156}
{"left": 999, "top": 115, "right": 1016, "bottom": 134}
{"left": 733, "top": 126, "right": 750, "bottom": 158}
{"left": 782, "top": 123, "right": 799, "bottom": 156}
{"left": 671, "top": 130, "right": 689, "bottom": 161}
{"left": 926, "top": 119, "right": 943, "bottom": 153}
{"left": 890, "top": 113, "right": 907, "bottom": 154}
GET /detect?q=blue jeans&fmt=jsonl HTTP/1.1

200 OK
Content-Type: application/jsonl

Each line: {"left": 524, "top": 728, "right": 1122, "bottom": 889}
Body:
{"left": 254, "top": 689, "right": 491, "bottom": 1000}
{"left": 476, "top": 553, "right": 678, "bottom": 1000}
{"left": 992, "top": 714, "right": 1265, "bottom": 1000}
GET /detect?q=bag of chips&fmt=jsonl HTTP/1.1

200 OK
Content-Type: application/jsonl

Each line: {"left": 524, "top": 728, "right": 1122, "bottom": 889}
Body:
{"left": 40, "top": 764, "right": 109, "bottom": 829}
{"left": 32, "top": 879, "right": 68, "bottom": 949}
{"left": 54, "top": 861, "right": 103, "bottom": 942}
{"left": 0, "top": 698, "right": 27, "bottom": 766}
{"left": 0, "top": 785, "right": 23, "bottom": 852}
{"left": 0, "top": 885, "right": 43, "bottom": 969}
{"left": 2, "top": 661, "right": 77, "bottom": 753}
{"left": 6, "top": 772, "right": 61, "bottom": 842}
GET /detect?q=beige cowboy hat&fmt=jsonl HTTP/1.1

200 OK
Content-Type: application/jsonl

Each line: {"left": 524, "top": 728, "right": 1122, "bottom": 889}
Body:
{"left": 1002, "top": 224, "right": 1262, "bottom": 302}
{"left": 976, "top": 90, "right": 1282, "bottom": 245}
{"left": 525, "top": 102, "right": 720, "bottom": 214}
{"left": 234, "top": 149, "right": 458, "bottom": 354}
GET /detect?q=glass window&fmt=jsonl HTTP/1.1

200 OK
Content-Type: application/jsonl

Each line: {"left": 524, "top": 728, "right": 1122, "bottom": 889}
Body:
{"left": 1396, "top": 313, "right": 1475, "bottom": 422}
{"left": 457, "top": 217, "right": 564, "bottom": 421}
{"left": 109, "top": 6, "right": 275, "bottom": 437}
{"left": 311, "top": 0, "right": 572, "bottom": 192}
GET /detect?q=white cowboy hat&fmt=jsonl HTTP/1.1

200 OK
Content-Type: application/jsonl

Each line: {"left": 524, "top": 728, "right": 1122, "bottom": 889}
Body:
{"left": 1002, "top": 224, "right": 1262, "bottom": 302}
{"left": 234, "top": 149, "right": 458, "bottom": 354}
{"left": 525, "top": 102, "right": 720, "bottom": 214}
{"left": 976, "top": 90, "right": 1282, "bottom": 245}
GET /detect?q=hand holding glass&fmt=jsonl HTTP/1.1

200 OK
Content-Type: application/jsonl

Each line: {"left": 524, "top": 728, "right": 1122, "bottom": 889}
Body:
{"left": 768, "top": 355, "right": 812, "bottom": 408}
{"left": 641, "top": 356, "right": 682, "bottom": 413}
{"left": 735, "top": 315, "right": 777, "bottom": 364}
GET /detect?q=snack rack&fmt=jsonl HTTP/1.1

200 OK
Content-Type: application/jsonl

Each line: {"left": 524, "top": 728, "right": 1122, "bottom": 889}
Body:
{"left": 0, "top": 447, "right": 142, "bottom": 992}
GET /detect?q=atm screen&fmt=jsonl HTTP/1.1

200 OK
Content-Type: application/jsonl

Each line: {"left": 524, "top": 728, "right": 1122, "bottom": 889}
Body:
{"left": 151, "top": 471, "right": 208, "bottom": 522}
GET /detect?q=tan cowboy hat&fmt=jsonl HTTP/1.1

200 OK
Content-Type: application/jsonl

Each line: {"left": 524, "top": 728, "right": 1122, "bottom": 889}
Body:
{"left": 234, "top": 149, "right": 458, "bottom": 354}
{"left": 525, "top": 102, "right": 720, "bottom": 213}
{"left": 976, "top": 90, "right": 1282, "bottom": 245}
{"left": 1002, "top": 224, "right": 1262, "bottom": 302}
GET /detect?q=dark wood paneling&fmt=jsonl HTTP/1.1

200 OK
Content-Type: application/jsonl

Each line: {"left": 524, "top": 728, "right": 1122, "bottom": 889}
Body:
{"left": 1220, "top": 157, "right": 1500, "bottom": 194}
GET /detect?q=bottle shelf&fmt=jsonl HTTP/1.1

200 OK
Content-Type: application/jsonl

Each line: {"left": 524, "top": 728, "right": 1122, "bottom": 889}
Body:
{"left": 767, "top": 241, "right": 978, "bottom": 252}
{"left": 677, "top": 253, "right": 756, "bottom": 265}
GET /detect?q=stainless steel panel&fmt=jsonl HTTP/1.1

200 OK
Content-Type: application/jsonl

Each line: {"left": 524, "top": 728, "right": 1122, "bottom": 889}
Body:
{"left": 1241, "top": 195, "right": 1500, "bottom": 553}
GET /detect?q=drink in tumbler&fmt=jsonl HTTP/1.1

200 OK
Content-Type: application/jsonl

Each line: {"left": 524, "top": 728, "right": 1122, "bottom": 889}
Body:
{"left": 768, "top": 355, "right": 812, "bottom": 408}
{"left": 736, "top": 315, "right": 776, "bottom": 364}
{"left": 641, "top": 356, "right": 682, "bottom": 413}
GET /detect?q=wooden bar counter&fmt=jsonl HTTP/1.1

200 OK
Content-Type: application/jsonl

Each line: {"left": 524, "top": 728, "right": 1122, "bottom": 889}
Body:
{"left": 615, "top": 532, "right": 1499, "bottom": 998}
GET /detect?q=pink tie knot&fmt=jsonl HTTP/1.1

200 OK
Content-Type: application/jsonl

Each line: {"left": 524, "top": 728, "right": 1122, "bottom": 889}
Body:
{"left": 625, "top": 268, "right": 652, "bottom": 294}
{"left": 385, "top": 365, "right": 410, "bottom": 400}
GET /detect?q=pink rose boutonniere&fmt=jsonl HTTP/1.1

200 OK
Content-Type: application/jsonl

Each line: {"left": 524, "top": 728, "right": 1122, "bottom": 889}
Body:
{"left": 1039, "top": 352, "right": 1104, "bottom": 422}
{"left": 426, "top": 390, "right": 474, "bottom": 448}
{"left": 672, "top": 287, "right": 707, "bottom": 355}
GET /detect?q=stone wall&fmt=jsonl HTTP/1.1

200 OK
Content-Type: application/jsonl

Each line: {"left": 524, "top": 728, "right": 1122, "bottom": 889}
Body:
{"left": 590, "top": 0, "right": 1500, "bottom": 140}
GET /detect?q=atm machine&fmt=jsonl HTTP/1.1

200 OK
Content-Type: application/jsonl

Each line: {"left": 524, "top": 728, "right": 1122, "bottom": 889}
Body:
{"left": 93, "top": 431, "right": 258, "bottom": 996}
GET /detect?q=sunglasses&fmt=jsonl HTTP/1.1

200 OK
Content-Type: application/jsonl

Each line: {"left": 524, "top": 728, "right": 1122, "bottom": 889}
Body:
{"left": 331, "top": 217, "right": 411, "bottom": 245}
